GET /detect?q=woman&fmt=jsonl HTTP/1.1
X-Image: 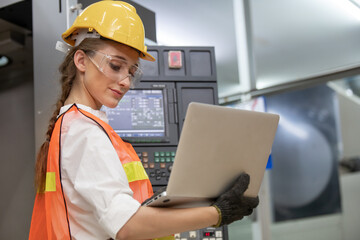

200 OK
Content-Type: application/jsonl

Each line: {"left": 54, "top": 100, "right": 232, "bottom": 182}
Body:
{"left": 29, "top": 1, "right": 259, "bottom": 239}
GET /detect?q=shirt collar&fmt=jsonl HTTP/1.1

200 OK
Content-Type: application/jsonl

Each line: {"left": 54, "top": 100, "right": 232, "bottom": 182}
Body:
{"left": 59, "top": 104, "right": 109, "bottom": 123}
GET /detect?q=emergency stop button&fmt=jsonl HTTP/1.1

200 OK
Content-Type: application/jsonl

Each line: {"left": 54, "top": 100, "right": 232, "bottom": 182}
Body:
{"left": 168, "top": 51, "right": 182, "bottom": 68}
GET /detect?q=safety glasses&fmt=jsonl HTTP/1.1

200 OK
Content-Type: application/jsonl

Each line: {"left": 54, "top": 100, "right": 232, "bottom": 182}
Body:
{"left": 86, "top": 50, "right": 143, "bottom": 88}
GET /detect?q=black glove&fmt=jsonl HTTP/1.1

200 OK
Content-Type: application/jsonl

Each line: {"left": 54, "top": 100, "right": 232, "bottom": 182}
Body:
{"left": 212, "top": 173, "right": 259, "bottom": 227}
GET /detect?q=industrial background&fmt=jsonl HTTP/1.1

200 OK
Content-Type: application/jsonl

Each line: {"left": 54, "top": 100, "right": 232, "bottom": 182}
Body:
{"left": 1, "top": 0, "right": 360, "bottom": 239}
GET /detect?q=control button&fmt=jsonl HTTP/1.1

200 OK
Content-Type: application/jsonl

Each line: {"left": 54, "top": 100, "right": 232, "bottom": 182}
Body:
{"left": 150, "top": 172, "right": 155, "bottom": 177}
{"left": 142, "top": 157, "right": 149, "bottom": 163}
{"left": 154, "top": 152, "right": 160, "bottom": 157}
{"left": 149, "top": 163, "right": 155, "bottom": 169}
{"left": 155, "top": 169, "right": 161, "bottom": 174}
{"left": 142, "top": 152, "right": 148, "bottom": 157}
{"left": 154, "top": 157, "right": 160, "bottom": 163}
{"left": 156, "top": 176, "right": 161, "bottom": 180}
{"left": 160, "top": 158, "right": 166, "bottom": 163}
{"left": 203, "top": 232, "right": 215, "bottom": 238}
{"left": 216, "top": 238, "right": 223, "bottom": 240}
{"left": 210, "top": 238, "right": 216, "bottom": 240}
{"left": 203, "top": 238, "right": 209, "bottom": 240}
{"left": 166, "top": 157, "right": 171, "bottom": 163}
{"left": 143, "top": 163, "right": 148, "bottom": 169}
{"left": 160, "top": 163, "right": 166, "bottom": 168}
{"left": 174, "top": 233, "right": 181, "bottom": 239}
{"left": 160, "top": 152, "right": 165, "bottom": 157}
{"left": 161, "top": 172, "right": 166, "bottom": 177}
{"left": 215, "top": 231, "right": 222, "bottom": 238}
{"left": 168, "top": 165, "right": 173, "bottom": 172}
{"left": 165, "top": 152, "right": 171, "bottom": 157}
{"left": 189, "top": 231, "right": 197, "bottom": 238}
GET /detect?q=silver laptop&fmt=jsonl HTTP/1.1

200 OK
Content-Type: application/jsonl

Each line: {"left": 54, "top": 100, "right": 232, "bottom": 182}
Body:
{"left": 143, "top": 102, "right": 279, "bottom": 208}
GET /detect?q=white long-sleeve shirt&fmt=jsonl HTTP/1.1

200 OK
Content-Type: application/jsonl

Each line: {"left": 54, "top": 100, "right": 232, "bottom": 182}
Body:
{"left": 59, "top": 104, "right": 140, "bottom": 239}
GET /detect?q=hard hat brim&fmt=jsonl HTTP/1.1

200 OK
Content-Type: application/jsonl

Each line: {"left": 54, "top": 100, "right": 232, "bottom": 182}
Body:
{"left": 62, "top": 27, "right": 155, "bottom": 62}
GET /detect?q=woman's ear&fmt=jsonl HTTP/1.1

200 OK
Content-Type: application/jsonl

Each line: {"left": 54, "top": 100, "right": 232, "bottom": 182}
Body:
{"left": 74, "top": 50, "right": 87, "bottom": 72}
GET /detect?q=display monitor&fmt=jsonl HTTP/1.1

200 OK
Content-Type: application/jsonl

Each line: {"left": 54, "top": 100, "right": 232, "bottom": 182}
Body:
{"left": 102, "top": 89, "right": 167, "bottom": 143}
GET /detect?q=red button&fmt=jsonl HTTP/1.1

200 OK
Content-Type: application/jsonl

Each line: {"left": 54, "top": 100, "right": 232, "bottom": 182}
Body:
{"left": 168, "top": 51, "right": 182, "bottom": 68}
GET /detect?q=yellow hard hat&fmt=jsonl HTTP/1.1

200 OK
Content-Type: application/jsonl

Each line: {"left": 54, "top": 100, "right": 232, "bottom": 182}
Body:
{"left": 62, "top": 1, "right": 155, "bottom": 61}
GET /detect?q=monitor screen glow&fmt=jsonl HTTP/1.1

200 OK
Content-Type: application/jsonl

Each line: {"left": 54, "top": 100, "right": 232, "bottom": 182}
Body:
{"left": 102, "top": 89, "right": 166, "bottom": 138}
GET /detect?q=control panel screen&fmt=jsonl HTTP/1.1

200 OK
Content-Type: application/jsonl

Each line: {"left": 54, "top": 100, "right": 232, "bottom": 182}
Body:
{"left": 102, "top": 89, "right": 166, "bottom": 140}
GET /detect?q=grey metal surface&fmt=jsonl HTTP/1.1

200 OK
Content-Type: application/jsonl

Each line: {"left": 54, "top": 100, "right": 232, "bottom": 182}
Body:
{"left": 0, "top": 80, "right": 35, "bottom": 239}
{"left": 33, "top": 0, "right": 68, "bottom": 150}
{"left": 132, "top": 0, "right": 239, "bottom": 98}
{"left": 251, "top": 0, "right": 360, "bottom": 91}
{"left": 0, "top": 0, "right": 24, "bottom": 8}
{"left": 0, "top": 3, "right": 35, "bottom": 238}
{"left": 266, "top": 84, "right": 342, "bottom": 221}
{"left": 133, "top": 0, "right": 360, "bottom": 101}
{"left": 329, "top": 78, "right": 360, "bottom": 159}
{"left": 272, "top": 121, "right": 333, "bottom": 208}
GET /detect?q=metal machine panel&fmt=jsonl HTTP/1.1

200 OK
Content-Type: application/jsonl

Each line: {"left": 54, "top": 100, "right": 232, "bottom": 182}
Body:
{"left": 266, "top": 84, "right": 342, "bottom": 222}
{"left": 127, "top": 46, "right": 227, "bottom": 239}
{"left": 140, "top": 46, "right": 217, "bottom": 82}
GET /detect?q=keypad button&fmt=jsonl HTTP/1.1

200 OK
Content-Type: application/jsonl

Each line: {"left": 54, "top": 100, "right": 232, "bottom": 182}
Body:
{"left": 216, "top": 238, "right": 223, "bottom": 240}
{"left": 203, "top": 238, "right": 209, "bottom": 240}
{"left": 154, "top": 152, "right": 160, "bottom": 157}
{"left": 160, "top": 158, "right": 165, "bottom": 163}
{"left": 160, "top": 152, "right": 165, "bottom": 157}
{"left": 160, "top": 163, "right": 166, "bottom": 168}
{"left": 149, "top": 163, "right": 155, "bottom": 168}
{"left": 166, "top": 157, "right": 171, "bottom": 162}
{"left": 143, "top": 163, "right": 148, "bottom": 169}
{"left": 142, "top": 157, "right": 149, "bottom": 163}
{"left": 189, "top": 231, "right": 197, "bottom": 238}
{"left": 154, "top": 157, "right": 160, "bottom": 163}
{"left": 165, "top": 152, "right": 171, "bottom": 157}
{"left": 142, "top": 152, "right": 148, "bottom": 157}
{"left": 171, "top": 151, "right": 176, "bottom": 157}
{"left": 172, "top": 157, "right": 175, "bottom": 162}
{"left": 137, "top": 152, "right": 142, "bottom": 157}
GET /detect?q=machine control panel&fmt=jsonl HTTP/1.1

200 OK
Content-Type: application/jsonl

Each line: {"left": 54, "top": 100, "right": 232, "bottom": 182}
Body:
{"left": 174, "top": 227, "right": 227, "bottom": 240}
{"left": 117, "top": 46, "right": 226, "bottom": 239}
{"left": 135, "top": 146, "right": 228, "bottom": 240}
{"left": 136, "top": 146, "right": 177, "bottom": 186}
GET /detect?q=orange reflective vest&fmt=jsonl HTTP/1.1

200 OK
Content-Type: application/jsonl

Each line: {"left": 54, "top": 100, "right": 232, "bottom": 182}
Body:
{"left": 29, "top": 104, "right": 153, "bottom": 239}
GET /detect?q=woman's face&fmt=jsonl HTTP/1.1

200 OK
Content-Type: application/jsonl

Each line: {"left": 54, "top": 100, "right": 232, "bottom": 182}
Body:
{"left": 79, "top": 41, "right": 140, "bottom": 110}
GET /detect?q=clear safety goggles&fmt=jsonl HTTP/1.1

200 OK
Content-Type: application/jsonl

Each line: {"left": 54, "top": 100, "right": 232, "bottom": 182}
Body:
{"left": 86, "top": 50, "right": 143, "bottom": 88}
